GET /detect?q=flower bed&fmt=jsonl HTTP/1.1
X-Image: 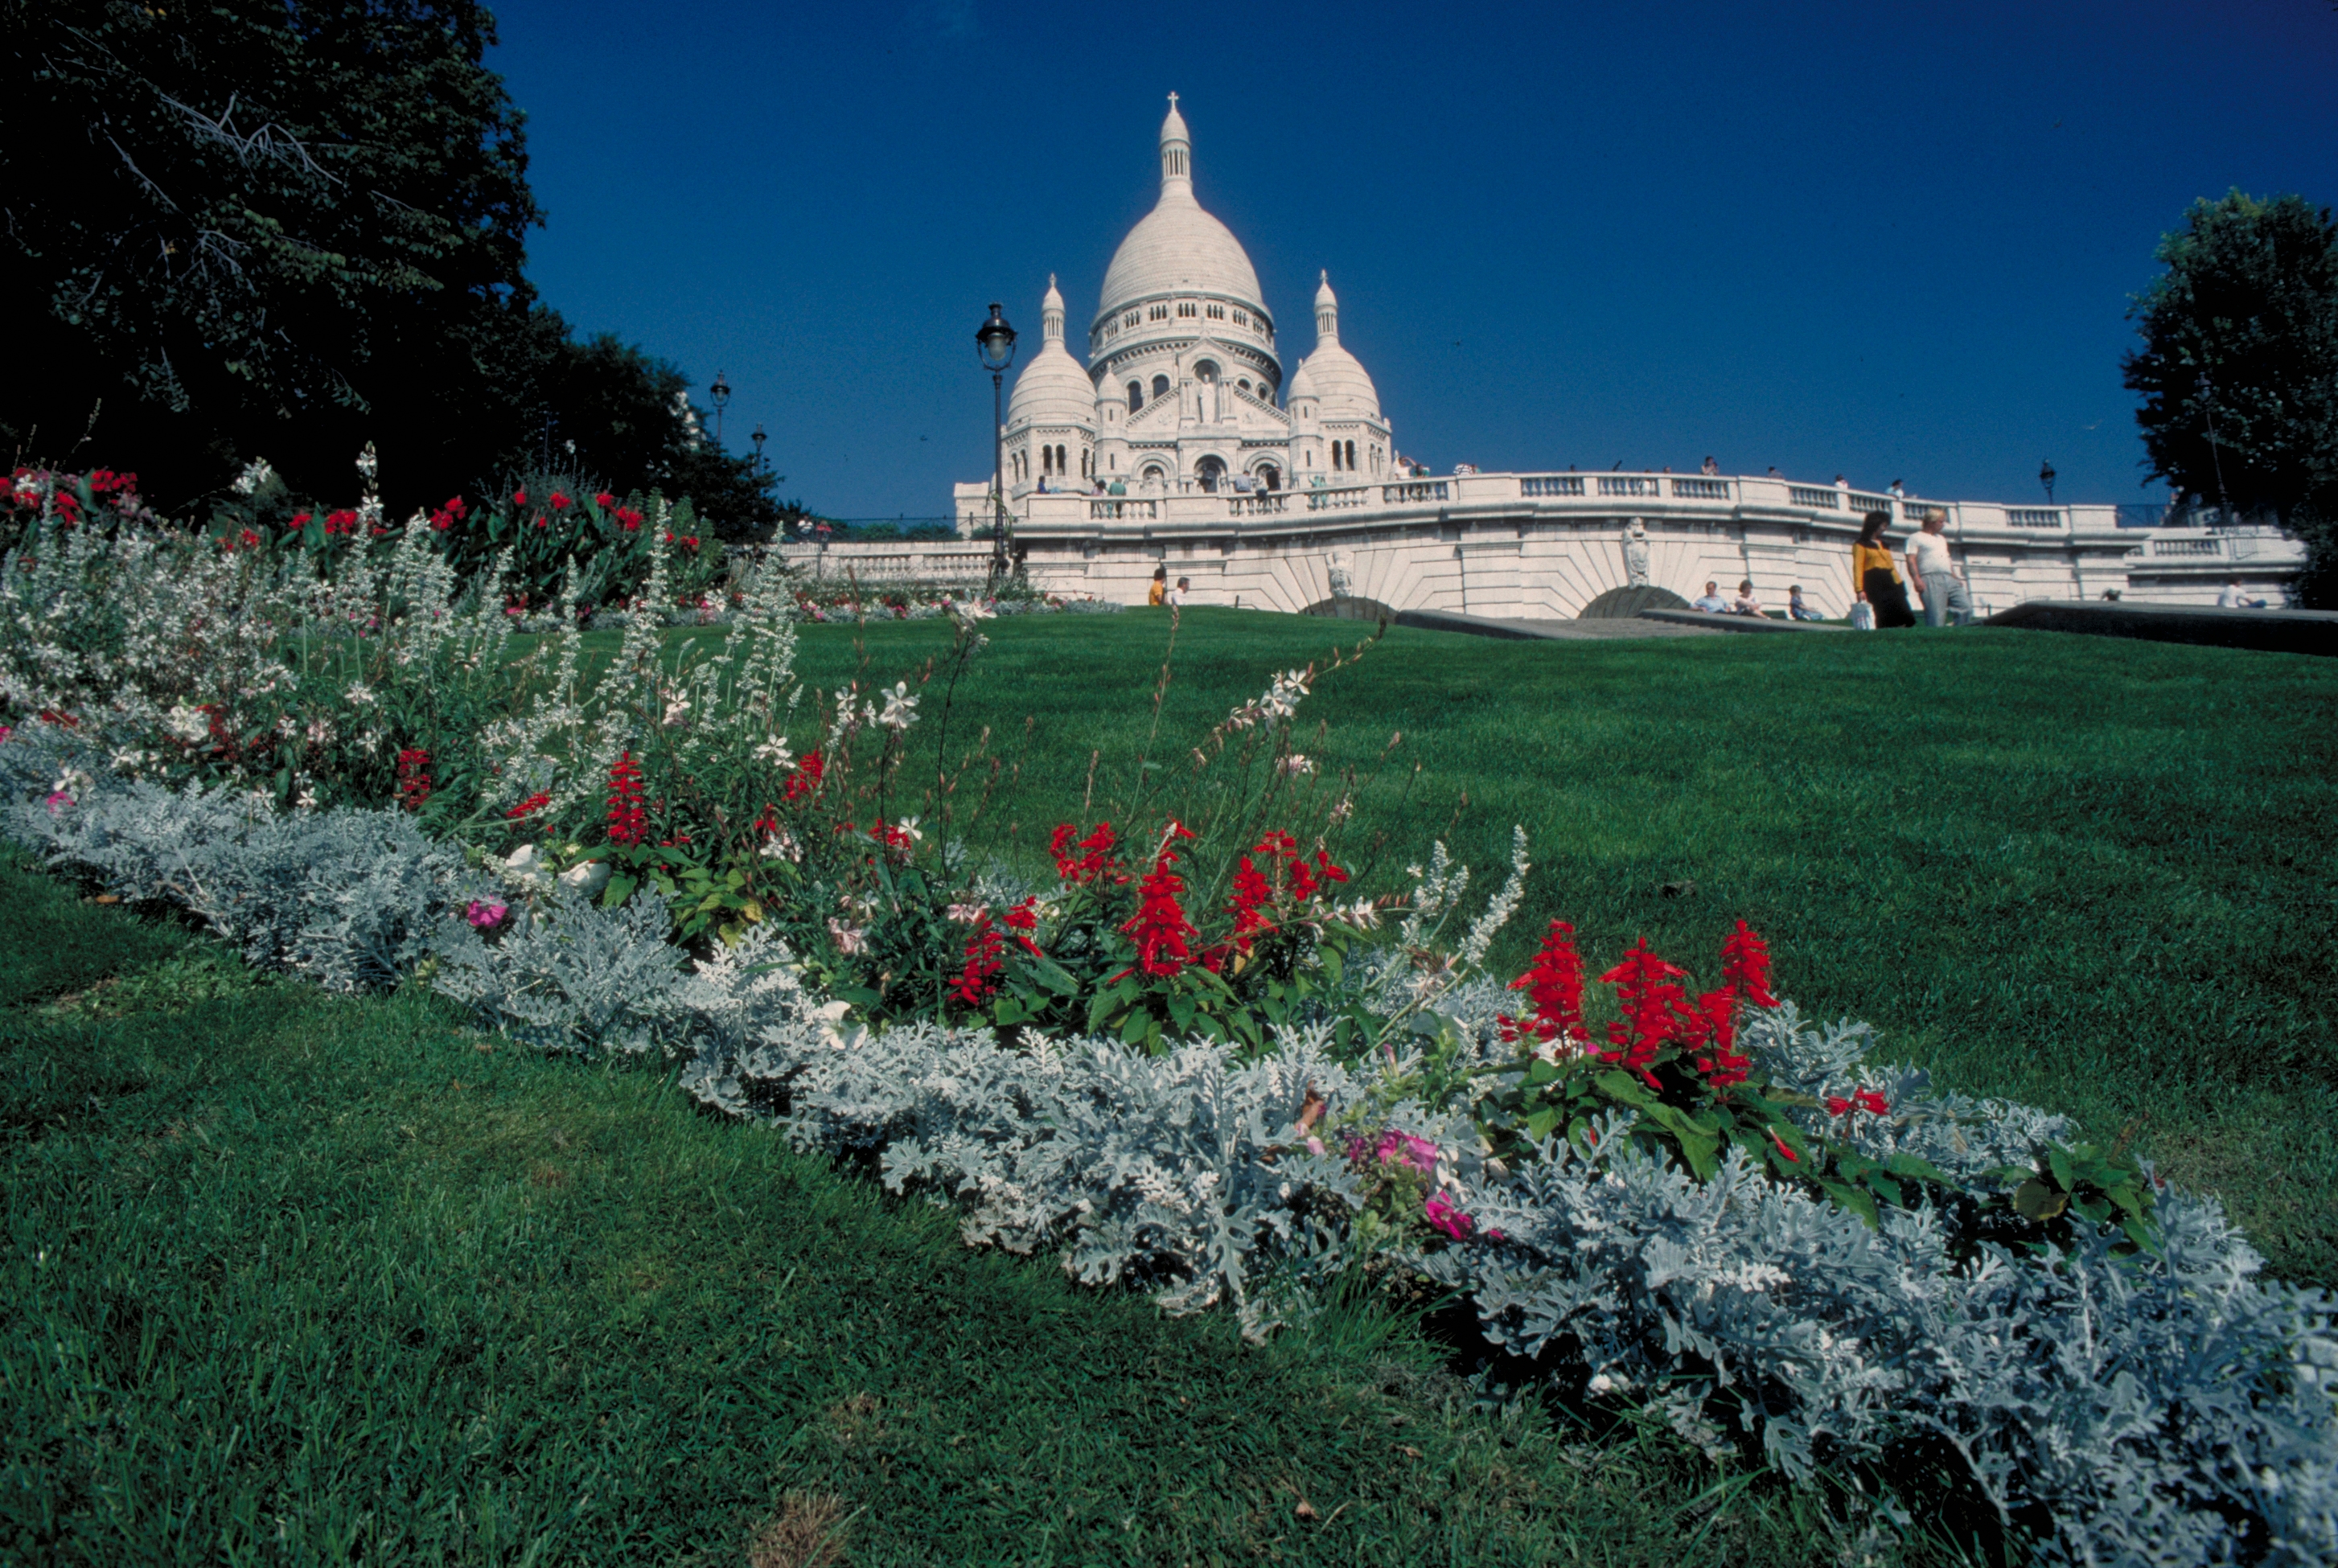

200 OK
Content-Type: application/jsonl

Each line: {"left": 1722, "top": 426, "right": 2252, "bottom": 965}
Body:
{"left": 2, "top": 473, "right": 2333, "bottom": 1563}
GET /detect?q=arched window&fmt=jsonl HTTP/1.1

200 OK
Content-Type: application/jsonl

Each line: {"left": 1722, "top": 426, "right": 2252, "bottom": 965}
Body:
{"left": 1151, "top": 374, "right": 1170, "bottom": 400}
{"left": 1128, "top": 382, "right": 1143, "bottom": 413}
{"left": 1331, "top": 442, "right": 1342, "bottom": 472}
{"left": 1257, "top": 463, "right": 1280, "bottom": 492}
{"left": 1237, "top": 379, "right": 1251, "bottom": 394}
{"left": 1055, "top": 444, "right": 1067, "bottom": 474}
{"left": 1345, "top": 440, "right": 1358, "bottom": 470}
{"left": 1194, "top": 360, "right": 1218, "bottom": 384}
{"left": 1195, "top": 456, "right": 1227, "bottom": 493}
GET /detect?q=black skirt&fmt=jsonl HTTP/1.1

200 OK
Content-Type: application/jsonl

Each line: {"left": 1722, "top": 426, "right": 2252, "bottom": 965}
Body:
{"left": 1863, "top": 567, "right": 1917, "bottom": 628}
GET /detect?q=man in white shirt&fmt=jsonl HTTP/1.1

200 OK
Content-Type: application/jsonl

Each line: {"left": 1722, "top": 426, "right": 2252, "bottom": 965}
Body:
{"left": 1905, "top": 511, "right": 1970, "bottom": 626}
{"left": 1691, "top": 581, "right": 1729, "bottom": 613}
{"left": 1169, "top": 576, "right": 1191, "bottom": 607}
{"left": 2217, "top": 580, "right": 2266, "bottom": 609}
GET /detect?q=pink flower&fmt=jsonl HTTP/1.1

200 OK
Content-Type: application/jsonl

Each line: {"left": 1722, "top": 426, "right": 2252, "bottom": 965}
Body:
{"left": 1424, "top": 1193, "right": 1474, "bottom": 1240}
{"left": 43, "top": 789, "right": 73, "bottom": 814}
{"left": 466, "top": 901, "right": 509, "bottom": 930}
{"left": 0, "top": 724, "right": 12, "bottom": 745}
{"left": 1305, "top": 1136, "right": 1327, "bottom": 1157}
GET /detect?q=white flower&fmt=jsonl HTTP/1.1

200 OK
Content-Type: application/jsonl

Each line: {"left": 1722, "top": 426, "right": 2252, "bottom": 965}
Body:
{"left": 758, "top": 829, "right": 803, "bottom": 863}
{"left": 305, "top": 717, "right": 335, "bottom": 745}
{"left": 753, "top": 734, "right": 795, "bottom": 767}
{"left": 294, "top": 781, "right": 318, "bottom": 811}
{"left": 807, "top": 998, "right": 865, "bottom": 1052}
{"left": 945, "top": 901, "right": 987, "bottom": 924}
{"left": 875, "top": 681, "right": 919, "bottom": 732}
{"left": 343, "top": 682, "right": 377, "bottom": 707}
{"left": 163, "top": 704, "right": 209, "bottom": 743}
{"left": 1329, "top": 794, "right": 1354, "bottom": 824}
{"left": 893, "top": 815, "right": 922, "bottom": 844}
{"left": 661, "top": 696, "right": 691, "bottom": 726}
{"left": 1335, "top": 898, "right": 1381, "bottom": 930}
{"left": 1279, "top": 752, "right": 1316, "bottom": 776}
{"left": 827, "top": 917, "right": 866, "bottom": 955}
{"left": 231, "top": 458, "right": 275, "bottom": 496}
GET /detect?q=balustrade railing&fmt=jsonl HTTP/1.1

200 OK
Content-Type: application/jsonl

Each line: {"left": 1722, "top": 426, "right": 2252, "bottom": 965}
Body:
{"left": 1597, "top": 475, "right": 1661, "bottom": 497}
{"left": 1522, "top": 474, "right": 1585, "bottom": 497}
{"left": 1670, "top": 478, "right": 1730, "bottom": 500}
{"left": 2147, "top": 537, "right": 2222, "bottom": 557}
{"left": 1090, "top": 499, "right": 1158, "bottom": 521}
{"left": 1381, "top": 481, "right": 1449, "bottom": 504}
{"left": 1847, "top": 492, "right": 1893, "bottom": 515}
{"left": 1306, "top": 486, "right": 1370, "bottom": 511}
{"left": 1227, "top": 493, "right": 1288, "bottom": 517}
{"left": 2005, "top": 508, "right": 2064, "bottom": 528}
{"left": 1788, "top": 486, "right": 1842, "bottom": 509}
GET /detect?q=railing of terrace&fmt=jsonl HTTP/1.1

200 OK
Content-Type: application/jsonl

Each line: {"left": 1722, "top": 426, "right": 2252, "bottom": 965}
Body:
{"left": 2006, "top": 508, "right": 2065, "bottom": 528}
{"left": 2147, "top": 536, "right": 2223, "bottom": 557}
{"left": 1522, "top": 474, "right": 1586, "bottom": 496}
{"left": 1788, "top": 486, "right": 1843, "bottom": 509}
{"left": 1227, "top": 493, "right": 1288, "bottom": 517}
{"left": 1307, "top": 486, "right": 1371, "bottom": 511}
{"left": 1847, "top": 492, "right": 1894, "bottom": 515}
{"left": 1091, "top": 499, "right": 1159, "bottom": 521}
{"left": 1670, "top": 478, "right": 1731, "bottom": 500}
{"left": 1597, "top": 475, "right": 1661, "bottom": 497}
{"left": 1382, "top": 481, "right": 1450, "bottom": 504}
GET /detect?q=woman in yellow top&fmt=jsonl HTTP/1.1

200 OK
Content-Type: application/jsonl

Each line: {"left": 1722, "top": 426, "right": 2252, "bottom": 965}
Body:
{"left": 1851, "top": 511, "right": 1916, "bottom": 627}
{"left": 1147, "top": 565, "right": 1168, "bottom": 606}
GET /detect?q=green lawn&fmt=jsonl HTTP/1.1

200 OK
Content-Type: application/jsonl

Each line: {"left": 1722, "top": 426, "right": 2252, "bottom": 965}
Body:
{"left": 0, "top": 856, "right": 1863, "bottom": 1566}
{"left": 783, "top": 608, "right": 2338, "bottom": 1286}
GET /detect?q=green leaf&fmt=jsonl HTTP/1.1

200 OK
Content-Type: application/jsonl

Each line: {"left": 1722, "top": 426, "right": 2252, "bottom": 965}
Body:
{"left": 2014, "top": 1179, "right": 2069, "bottom": 1221}
{"left": 1819, "top": 1180, "right": 1881, "bottom": 1228}
{"left": 992, "top": 995, "right": 1029, "bottom": 1025}
{"left": 832, "top": 984, "right": 881, "bottom": 1011}
{"left": 1523, "top": 1106, "right": 1562, "bottom": 1143}
{"left": 2047, "top": 1147, "right": 2076, "bottom": 1192}
{"left": 1027, "top": 957, "right": 1082, "bottom": 997}
{"left": 1595, "top": 1069, "right": 1659, "bottom": 1110}
{"left": 1864, "top": 1172, "right": 1905, "bottom": 1209}
{"left": 1118, "top": 1010, "right": 1151, "bottom": 1047}
{"left": 600, "top": 872, "right": 638, "bottom": 907}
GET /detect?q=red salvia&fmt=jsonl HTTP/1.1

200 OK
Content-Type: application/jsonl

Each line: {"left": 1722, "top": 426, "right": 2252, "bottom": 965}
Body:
{"left": 1598, "top": 938, "right": 1691, "bottom": 1090}
{"left": 1121, "top": 830, "right": 1198, "bottom": 977}
{"left": 504, "top": 790, "right": 550, "bottom": 819}
{"left": 1500, "top": 919, "right": 1588, "bottom": 1048}
{"left": 606, "top": 751, "right": 647, "bottom": 845}
{"left": 1720, "top": 920, "right": 1777, "bottom": 1008}
{"left": 395, "top": 749, "right": 433, "bottom": 811}
{"left": 954, "top": 915, "right": 1007, "bottom": 1004}
{"left": 1001, "top": 896, "right": 1043, "bottom": 955}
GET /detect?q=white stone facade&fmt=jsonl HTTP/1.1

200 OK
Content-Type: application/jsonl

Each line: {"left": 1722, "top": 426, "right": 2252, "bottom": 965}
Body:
{"left": 976, "top": 95, "right": 1392, "bottom": 511}
{"left": 943, "top": 96, "right": 2303, "bottom": 617}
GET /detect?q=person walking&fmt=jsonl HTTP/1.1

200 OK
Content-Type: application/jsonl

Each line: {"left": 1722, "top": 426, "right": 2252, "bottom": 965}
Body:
{"left": 1851, "top": 511, "right": 1916, "bottom": 628}
{"left": 1905, "top": 508, "right": 1971, "bottom": 626}
{"left": 1147, "top": 565, "right": 1168, "bottom": 606}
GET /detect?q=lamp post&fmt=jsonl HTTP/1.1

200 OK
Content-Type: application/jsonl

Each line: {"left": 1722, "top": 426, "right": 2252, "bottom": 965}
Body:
{"left": 975, "top": 302, "right": 1018, "bottom": 581}
{"left": 2039, "top": 459, "right": 2057, "bottom": 507}
{"left": 709, "top": 371, "right": 731, "bottom": 446}
{"left": 2196, "top": 373, "right": 2233, "bottom": 525}
{"left": 751, "top": 423, "right": 768, "bottom": 474}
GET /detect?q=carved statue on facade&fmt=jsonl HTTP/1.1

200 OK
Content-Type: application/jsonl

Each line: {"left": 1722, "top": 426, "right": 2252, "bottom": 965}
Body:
{"left": 1623, "top": 518, "right": 1651, "bottom": 585}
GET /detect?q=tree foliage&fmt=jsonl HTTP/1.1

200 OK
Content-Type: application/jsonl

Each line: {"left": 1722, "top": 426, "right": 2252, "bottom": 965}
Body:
{"left": 2123, "top": 191, "right": 2338, "bottom": 602}
{"left": 2, "top": 0, "right": 787, "bottom": 537}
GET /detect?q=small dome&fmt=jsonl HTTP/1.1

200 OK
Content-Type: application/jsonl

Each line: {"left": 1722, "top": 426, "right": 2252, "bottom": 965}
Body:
{"left": 1009, "top": 274, "right": 1097, "bottom": 430}
{"left": 1298, "top": 273, "right": 1379, "bottom": 419}
{"left": 1286, "top": 359, "right": 1317, "bottom": 400}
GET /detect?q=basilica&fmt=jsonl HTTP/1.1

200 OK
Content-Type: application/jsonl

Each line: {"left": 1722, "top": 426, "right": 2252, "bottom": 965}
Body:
{"left": 976, "top": 95, "right": 1395, "bottom": 509}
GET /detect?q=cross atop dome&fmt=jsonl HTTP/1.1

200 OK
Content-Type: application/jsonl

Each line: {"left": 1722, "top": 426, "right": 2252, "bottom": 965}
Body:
{"left": 1159, "top": 92, "right": 1190, "bottom": 188}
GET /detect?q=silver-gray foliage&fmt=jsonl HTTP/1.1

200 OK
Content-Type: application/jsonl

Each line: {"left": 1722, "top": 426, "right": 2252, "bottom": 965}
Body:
{"left": 3, "top": 729, "right": 2331, "bottom": 1564}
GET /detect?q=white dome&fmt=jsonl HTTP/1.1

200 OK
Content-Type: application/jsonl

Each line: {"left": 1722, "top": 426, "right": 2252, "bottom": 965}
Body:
{"left": 1298, "top": 272, "right": 1380, "bottom": 419}
{"left": 1009, "top": 273, "right": 1096, "bottom": 429}
{"left": 1096, "top": 96, "right": 1264, "bottom": 322}
{"left": 1286, "top": 359, "right": 1317, "bottom": 400}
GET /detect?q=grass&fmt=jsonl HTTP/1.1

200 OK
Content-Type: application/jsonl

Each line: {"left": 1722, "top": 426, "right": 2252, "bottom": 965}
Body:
{"left": 6, "top": 605, "right": 2328, "bottom": 1562}
{"left": 0, "top": 854, "right": 1894, "bottom": 1566}
{"left": 774, "top": 608, "right": 2338, "bottom": 1286}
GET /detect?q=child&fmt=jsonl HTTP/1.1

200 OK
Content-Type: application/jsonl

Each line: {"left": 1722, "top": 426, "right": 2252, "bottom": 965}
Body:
{"left": 1731, "top": 579, "right": 1764, "bottom": 616}
{"left": 1788, "top": 585, "right": 1823, "bottom": 622}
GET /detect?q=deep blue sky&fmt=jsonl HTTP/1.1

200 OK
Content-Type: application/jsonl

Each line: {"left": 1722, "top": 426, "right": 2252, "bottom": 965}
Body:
{"left": 485, "top": 0, "right": 2338, "bottom": 517}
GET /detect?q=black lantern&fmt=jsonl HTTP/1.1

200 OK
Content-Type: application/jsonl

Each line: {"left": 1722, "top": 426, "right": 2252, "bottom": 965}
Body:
{"left": 2039, "top": 459, "right": 2057, "bottom": 505}
{"left": 751, "top": 423, "right": 768, "bottom": 474}
{"left": 709, "top": 371, "right": 731, "bottom": 445}
{"left": 975, "top": 304, "right": 1018, "bottom": 580}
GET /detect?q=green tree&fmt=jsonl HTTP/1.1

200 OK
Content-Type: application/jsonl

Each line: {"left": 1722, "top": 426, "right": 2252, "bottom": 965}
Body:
{"left": 2123, "top": 191, "right": 2338, "bottom": 604}
{"left": 1, "top": 0, "right": 544, "bottom": 510}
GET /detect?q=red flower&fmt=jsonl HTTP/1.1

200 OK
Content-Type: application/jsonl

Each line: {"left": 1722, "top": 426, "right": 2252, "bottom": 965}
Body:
{"left": 1768, "top": 1128, "right": 1801, "bottom": 1164}
{"left": 1826, "top": 1096, "right": 1853, "bottom": 1117}
{"left": 1121, "top": 839, "right": 1198, "bottom": 977}
{"left": 533, "top": 513, "right": 549, "bottom": 529}
{"left": 1853, "top": 1089, "right": 1889, "bottom": 1117}
{"left": 752, "top": 803, "right": 779, "bottom": 835}
{"left": 954, "top": 915, "right": 1007, "bottom": 1005}
{"left": 1720, "top": 921, "right": 1777, "bottom": 1008}
{"left": 504, "top": 790, "right": 551, "bottom": 819}
{"left": 290, "top": 511, "right": 314, "bottom": 530}
{"left": 594, "top": 491, "right": 616, "bottom": 509}
{"left": 429, "top": 495, "right": 467, "bottom": 532}
{"left": 1227, "top": 853, "right": 1276, "bottom": 948}
{"left": 1049, "top": 822, "right": 1124, "bottom": 885}
{"left": 324, "top": 509, "right": 359, "bottom": 536}
{"left": 606, "top": 750, "right": 647, "bottom": 845}
{"left": 1500, "top": 919, "right": 1588, "bottom": 1048}
{"left": 549, "top": 491, "right": 571, "bottom": 511}
{"left": 512, "top": 486, "right": 528, "bottom": 507}
{"left": 1597, "top": 938, "right": 1691, "bottom": 1090}
{"left": 396, "top": 749, "right": 433, "bottom": 811}
{"left": 1686, "top": 987, "right": 1752, "bottom": 1089}
{"left": 614, "top": 507, "right": 644, "bottom": 531}
{"left": 782, "top": 748, "right": 824, "bottom": 803}
{"left": 1001, "top": 895, "right": 1043, "bottom": 955}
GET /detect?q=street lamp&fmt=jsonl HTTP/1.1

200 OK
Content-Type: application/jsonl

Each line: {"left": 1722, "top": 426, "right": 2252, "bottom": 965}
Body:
{"left": 2196, "top": 373, "right": 2233, "bottom": 524}
{"left": 2039, "top": 459, "right": 2057, "bottom": 506}
{"left": 709, "top": 371, "right": 731, "bottom": 445}
{"left": 751, "top": 423, "right": 768, "bottom": 474}
{"left": 975, "top": 302, "right": 1018, "bottom": 581}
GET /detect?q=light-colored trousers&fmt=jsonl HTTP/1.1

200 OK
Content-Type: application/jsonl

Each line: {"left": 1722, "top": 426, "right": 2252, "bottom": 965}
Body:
{"left": 1920, "top": 573, "right": 1973, "bottom": 627}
